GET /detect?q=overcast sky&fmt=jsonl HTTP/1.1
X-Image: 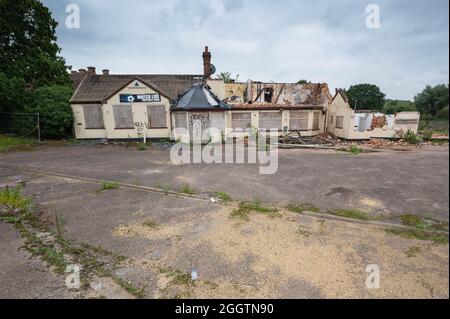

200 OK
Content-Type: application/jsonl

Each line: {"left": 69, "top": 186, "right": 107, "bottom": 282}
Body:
{"left": 43, "top": 0, "right": 449, "bottom": 100}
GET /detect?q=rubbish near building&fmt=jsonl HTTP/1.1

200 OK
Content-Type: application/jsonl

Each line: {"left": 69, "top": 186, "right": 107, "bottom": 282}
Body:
{"left": 69, "top": 47, "right": 420, "bottom": 143}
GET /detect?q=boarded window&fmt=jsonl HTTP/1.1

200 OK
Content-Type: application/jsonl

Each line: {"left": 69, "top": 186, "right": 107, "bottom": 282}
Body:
{"left": 174, "top": 112, "right": 187, "bottom": 129}
{"left": 147, "top": 105, "right": 167, "bottom": 128}
{"left": 313, "top": 112, "right": 320, "bottom": 130}
{"left": 336, "top": 116, "right": 344, "bottom": 129}
{"left": 259, "top": 111, "right": 282, "bottom": 130}
{"left": 83, "top": 105, "right": 104, "bottom": 129}
{"left": 211, "top": 112, "right": 225, "bottom": 131}
{"left": 289, "top": 111, "right": 309, "bottom": 130}
{"left": 113, "top": 105, "right": 134, "bottom": 129}
{"left": 231, "top": 112, "right": 252, "bottom": 130}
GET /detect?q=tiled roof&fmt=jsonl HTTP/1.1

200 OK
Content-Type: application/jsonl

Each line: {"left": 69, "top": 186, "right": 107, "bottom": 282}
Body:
{"left": 173, "top": 83, "right": 231, "bottom": 110}
{"left": 70, "top": 74, "right": 203, "bottom": 103}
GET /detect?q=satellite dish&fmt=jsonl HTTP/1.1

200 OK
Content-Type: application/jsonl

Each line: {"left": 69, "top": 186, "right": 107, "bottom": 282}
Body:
{"left": 210, "top": 64, "right": 216, "bottom": 75}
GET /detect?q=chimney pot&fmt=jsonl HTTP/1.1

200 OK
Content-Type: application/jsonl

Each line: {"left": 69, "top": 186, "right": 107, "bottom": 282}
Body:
{"left": 78, "top": 68, "right": 86, "bottom": 73}
{"left": 87, "top": 66, "right": 96, "bottom": 74}
{"left": 102, "top": 69, "right": 110, "bottom": 76}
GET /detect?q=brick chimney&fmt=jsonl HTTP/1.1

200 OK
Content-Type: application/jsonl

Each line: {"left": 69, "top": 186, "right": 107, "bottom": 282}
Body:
{"left": 202, "top": 46, "right": 212, "bottom": 79}
{"left": 87, "top": 66, "right": 96, "bottom": 74}
{"left": 78, "top": 68, "right": 86, "bottom": 74}
{"left": 102, "top": 69, "right": 110, "bottom": 76}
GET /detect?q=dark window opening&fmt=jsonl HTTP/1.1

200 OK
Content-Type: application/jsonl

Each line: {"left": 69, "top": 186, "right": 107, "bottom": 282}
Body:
{"left": 264, "top": 88, "right": 274, "bottom": 103}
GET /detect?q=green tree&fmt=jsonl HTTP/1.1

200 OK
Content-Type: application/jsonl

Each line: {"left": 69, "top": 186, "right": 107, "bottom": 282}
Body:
{"left": 0, "top": 0, "right": 70, "bottom": 90}
{"left": 383, "top": 99, "right": 416, "bottom": 114}
{"left": 413, "top": 84, "right": 449, "bottom": 117}
{"left": 21, "top": 85, "right": 74, "bottom": 138}
{"left": 297, "top": 79, "right": 311, "bottom": 84}
{"left": 346, "top": 84, "right": 386, "bottom": 111}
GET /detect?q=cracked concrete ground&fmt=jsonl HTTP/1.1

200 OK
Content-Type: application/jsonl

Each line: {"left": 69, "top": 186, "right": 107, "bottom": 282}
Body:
{"left": 0, "top": 144, "right": 448, "bottom": 298}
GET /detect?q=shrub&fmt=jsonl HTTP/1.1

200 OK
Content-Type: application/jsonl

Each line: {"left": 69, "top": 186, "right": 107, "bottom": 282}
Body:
{"left": 18, "top": 85, "right": 74, "bottom": 139}
{"left": 403, "top": 130, "right": 421, "bottom": 145}
{"left": 421, "top": 130, "right": 433, "bottom": 142}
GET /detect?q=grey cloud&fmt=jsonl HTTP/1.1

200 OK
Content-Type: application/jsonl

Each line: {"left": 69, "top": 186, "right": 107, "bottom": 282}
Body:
{"left": 43, "top": 0, "right": 449, "bottom": 100}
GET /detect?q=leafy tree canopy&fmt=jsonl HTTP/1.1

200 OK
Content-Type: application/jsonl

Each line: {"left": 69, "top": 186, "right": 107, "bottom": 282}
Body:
{"left": 0, "top": 0, "right": 70, "bottom": 89}
{"left": 382, "top": 99, "right": 416, "bottom": 114}
{"left": 297, "top": 79, "right": 311, "bottom": 84}
{"left": 346, "top": 83, "right": 386, "bottom": 111}
{"left": 413, "top": 84, "right": 449, "bottom": 117}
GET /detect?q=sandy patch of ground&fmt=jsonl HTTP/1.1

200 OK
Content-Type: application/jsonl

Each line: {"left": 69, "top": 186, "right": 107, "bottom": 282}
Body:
{"left": 112, "top": 206, "right": 449, "bottom": 299}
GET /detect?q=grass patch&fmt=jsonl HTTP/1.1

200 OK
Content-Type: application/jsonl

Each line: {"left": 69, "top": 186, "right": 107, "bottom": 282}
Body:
{"left": 231, "top": 200, "right": 280, "bottom": 221}
{"left": 180, "top": 183, "right": 195, "bottom": 196}
{"left": 100, "top": 181, "right": 119, "bottom": 191}
{"left": 137, "top": 142, "right": 148, "bottom": 151}
{"left": 0, "top": 135, "right": 36, "bottom": 152}
{"left": 286, "top": 203, "right": 320, "bottom": 214}
{"left": 15, "top": 222, "right": 67, "bottom": 274}
{"left": 142, "top": 219, "right": 158, "bottom": 229}
{"left": 216, "top": 191, "right": 232, "bottom": 203}
{"left": 405, "top": 245, "right": 422, "bottom": 257}
{"left": 156, "top": 183, "right": 171, "bottom": 195}
{"left": 399, "top": 214, "right": 449, "bottom": 232}
{"left": 0, "top": 185, "right": 32, "bottom": 216}
{"left": 327, "top": 208, "right": 369, "bottom": 221}
{"left": 349, "top": 145, "right": 363, "bottom": 155}
{"left": 385, "top": 228, "right": 449, "bottom": 244}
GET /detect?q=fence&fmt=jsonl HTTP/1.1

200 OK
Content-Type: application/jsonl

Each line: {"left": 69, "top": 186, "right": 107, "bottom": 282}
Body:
{"left": 0, "top": 112, "right": 41, "bottom": 141}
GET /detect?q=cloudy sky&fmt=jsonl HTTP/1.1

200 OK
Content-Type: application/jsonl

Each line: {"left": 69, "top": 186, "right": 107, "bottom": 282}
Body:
{"left": 43, "top": 0, "right": 449, "bottom": 100}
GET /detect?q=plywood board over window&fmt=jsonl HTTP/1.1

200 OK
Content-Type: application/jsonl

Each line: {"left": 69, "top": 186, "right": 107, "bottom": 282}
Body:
{"left": 83, "top": 105, "right": 104, "bottom": 129}
{"left": 231, "top": 112, "right": 252, "bottom": 130}
{"left": 113, "top": 104, "right": 134, "bottom": 129}
{"left": 335, "top": 116, "right": 344, "bottom": 129}
{"left": 174, "top": 112, "right": 187, "bottom": 129}
{"left": 289, "top": 111, "right": 309, "bottom": 130}
{"left": 259, "top": 111, "right": 282, "bottom": 130}
{"left": 313, "top": 111, "right": 320, "bottom": 130}
{"left": 147, "top": 105, "right": 167, "bottom": 128}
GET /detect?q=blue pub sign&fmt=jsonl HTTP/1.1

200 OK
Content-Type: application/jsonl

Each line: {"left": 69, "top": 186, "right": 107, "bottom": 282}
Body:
{"left": 119, "top": 93, "right": 161, "bottom": 103}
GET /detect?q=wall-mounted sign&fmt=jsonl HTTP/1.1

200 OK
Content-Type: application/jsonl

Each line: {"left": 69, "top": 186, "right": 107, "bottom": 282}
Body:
{"left": 120, "top": 94, "right": 161, "bottom": 103}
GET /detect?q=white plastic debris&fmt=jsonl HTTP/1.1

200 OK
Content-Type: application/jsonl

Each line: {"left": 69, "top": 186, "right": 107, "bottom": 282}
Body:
{"left": 210, "top": 197, "right": 218, "bottom": 203}
{"left": 191, "top": 269, "right": 198, "bottom": 281}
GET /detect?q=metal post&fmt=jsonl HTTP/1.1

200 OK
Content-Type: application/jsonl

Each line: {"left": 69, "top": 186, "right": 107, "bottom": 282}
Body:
{"left": 37, "top": 113, "right": 41, "bottom": 142}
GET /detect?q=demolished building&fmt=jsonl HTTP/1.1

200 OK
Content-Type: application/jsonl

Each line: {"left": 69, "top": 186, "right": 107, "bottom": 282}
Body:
{"left": 69, "top": 46, "right": 420, "bottom": 141}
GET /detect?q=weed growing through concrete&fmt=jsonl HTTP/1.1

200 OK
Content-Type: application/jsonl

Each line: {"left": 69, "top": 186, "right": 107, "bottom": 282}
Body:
{"left": 327, "top": 208, "right": 369, "bottom": 221}
{"left": 112, "top": 277, "right": 145, "bottom": 299}
{"left": 399, "top": 214, "right": 449, "bottom": 232}
{"left": 156, "top": 183, "right": 171, "bottom": 195}
{"left": 137, "top": 143, "right": 147, "bottom": 151}
{"left": 100, "top": 181, "right": 119, "bottom": 191}
{"left": 385, "top": 228, "right": 449, "bottom": 244}
{"left": 180, "top": 183, "right": 195, "bottom": 196}
{"left": 286, "top": 203, "right": 320, "bottom": 214}
{"left": 231, "top": 200, "right": 280, "bottom": 221}
{"left": 0, "top": 186, "right": 32, "bottom": 215}
{"left": 216, "top": 191, "right": 232, "bottom": 203}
